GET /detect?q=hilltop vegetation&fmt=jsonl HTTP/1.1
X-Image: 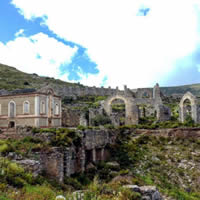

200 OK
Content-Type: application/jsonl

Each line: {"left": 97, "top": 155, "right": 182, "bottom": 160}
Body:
{"left": 1, "top": 63, "right": 200, "bottom": 96}
{"left": 0, "top": 63, "right": 80, "bottom": 91}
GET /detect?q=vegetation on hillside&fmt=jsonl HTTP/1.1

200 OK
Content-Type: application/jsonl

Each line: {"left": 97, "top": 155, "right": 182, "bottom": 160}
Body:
{"left": 2, "top": 63, "right": 200, "bottom": 96}
{"left": 0, "top": 63, "right": 80, "bottom": 91}
{"left": 0, "top": 128, "right": 200, "bottom": 199}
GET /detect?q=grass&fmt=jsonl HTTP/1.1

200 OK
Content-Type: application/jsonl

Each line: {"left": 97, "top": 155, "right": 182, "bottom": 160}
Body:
{"left": 0, "top": 63, "right": 80, "bottom": 91}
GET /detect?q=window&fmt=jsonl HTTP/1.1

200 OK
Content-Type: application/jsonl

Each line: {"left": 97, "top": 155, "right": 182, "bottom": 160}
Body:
{"left": 55, "top": 103, "right": 59, "bottom": 115}
{"left": 23, "top": 101, "right": 30, "bottom": 114}
{"left": 40, "top": 101, "right": 46, "bottom": 114}
{"left": 9, "top": 101, "right": 16, "bottom": 117}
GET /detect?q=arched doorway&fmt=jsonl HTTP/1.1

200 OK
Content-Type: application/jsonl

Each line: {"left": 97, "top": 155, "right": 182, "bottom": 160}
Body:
{"left": 110, "top": 98, "right": 126, "bottom": 125}
{"left": 183, "top": 99, "right": 192, "bottom": 121}
{"left": 103, "top": 95, "right": 139, "bottom": 125}
{"left": 179, "top": 92, "right": 198, "bottom": 123}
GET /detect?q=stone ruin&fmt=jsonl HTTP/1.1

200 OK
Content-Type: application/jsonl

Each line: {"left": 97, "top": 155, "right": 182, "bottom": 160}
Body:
{"left": 103, "top": 83, "right": 171, "bottom": 125}
{"left": 40, "top": 129, "right": 116, "bottom": 183}
{"left": 179, "top": 91, "right": 200, "bottom": 123}
{"left": 50, "top": 82, "right": 200, "bottom": 127}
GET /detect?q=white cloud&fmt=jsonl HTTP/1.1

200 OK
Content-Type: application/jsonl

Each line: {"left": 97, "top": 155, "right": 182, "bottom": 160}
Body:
{"left": 15, "top": 29, "right": 24, "bottom": 37}
{"left": 11, "top": 0, "right": 200, "bottom": 88}
{"left": 0, "top": 32, "right": 77, "bottom": 78}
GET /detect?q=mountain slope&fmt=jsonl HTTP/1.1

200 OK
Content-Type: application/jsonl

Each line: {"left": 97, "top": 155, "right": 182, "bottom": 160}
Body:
{"left": 1, "top": 63, "right": 200, "bottom": 96}
{"left": 161, "top": 84, "right": 200, "bottom": 96}
{"left": 0, "top": 63, "right": 79, "bottom": 91}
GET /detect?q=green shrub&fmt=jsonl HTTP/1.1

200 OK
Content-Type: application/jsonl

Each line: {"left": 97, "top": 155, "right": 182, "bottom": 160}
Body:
{"left": 64, "top": 177, "right": 82, "bottom": 190}
{"left": 91, "top": 115, "right": 111, "bottom": 126}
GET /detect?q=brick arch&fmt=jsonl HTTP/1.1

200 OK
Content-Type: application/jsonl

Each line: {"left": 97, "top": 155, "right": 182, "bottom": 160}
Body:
{"left": 179, "top": 92, "right": 198, "bottom": 123}
{"left": 103, "top": 94, "right": 139, "bottom": 125}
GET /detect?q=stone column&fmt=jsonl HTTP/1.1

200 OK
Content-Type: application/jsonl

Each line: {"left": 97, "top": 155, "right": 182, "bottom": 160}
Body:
{"left": 80, "top": 149, "right": 86, "bottom": 172}
{"left": 64, "top": 150, "right": 71, "bottom": 177}
{"left": 92, "top": 149, "right": 96, "bottom": 162}
{"left": 101, "top": 148, "right": 105, "bottom": 161}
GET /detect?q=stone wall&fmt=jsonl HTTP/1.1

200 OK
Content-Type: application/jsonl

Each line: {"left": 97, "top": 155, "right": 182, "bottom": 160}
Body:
{"left": 62, "top": 108, "right": 81, "bottom": 127}
{"left": 44, "top": 84, "right": 124, "bottom": 98}
{"left": 40, "top": 129, "right": 117, "bottom": 182}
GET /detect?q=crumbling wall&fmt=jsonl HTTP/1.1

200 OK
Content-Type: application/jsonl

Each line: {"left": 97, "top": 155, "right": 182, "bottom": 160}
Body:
{"left": 62, "top": 108, "right": 80, "bottom": 127}
{"left": 40, "top": 129, "right": 117, "bottom": 182}
{"left": 179, "top": 92, "right": 200, "bottom": 123}
{"left": 40, "top": 147, "right": 64, "bottom": 183}
{"left": 156, "top": 104, "right": 171, "bottom": 122}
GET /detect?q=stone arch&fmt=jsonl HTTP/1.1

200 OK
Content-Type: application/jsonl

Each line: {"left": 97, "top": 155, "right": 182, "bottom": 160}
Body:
{"left": 103, "top": 94, "right": 139, "bottom": 125}
{"left": 179, "top": 92, "right": 198, "bottom": 123}
{"left": 8, "top": 101, "right": 16, "bottom": 118}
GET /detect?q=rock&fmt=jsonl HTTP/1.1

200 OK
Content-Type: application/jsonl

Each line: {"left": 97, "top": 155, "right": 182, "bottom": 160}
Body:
{"left": 72, "top": 190, "right": 85, "bottom": 200}
{"left": 140, "top": 186, "right": 157, "bottom": 193}
{"left": 123, "top": 185, "right": 141, "bottom": 193}
{"left": 111, "top": 175, "right": 133, "bottom": 184}
{"left": 16, "top": 159, "right": 42, "bottom": 176}
{"left": 106, "top": 161, "right": 120, "bottom": 170}
{"left": 142, "top": 196, "right": 151, "bottom": 200}
{"left": 140, "top": 186, "right": 163, "bottom": 200}
{"left": 106, "top": 161, "right": 120, "bottom": 167}
{"left": 56, "top": 195, "right": 66, "bottom": 200}
{"left": 123, "top": 185, "right": 163, "bottom": 200}
{"left": 152, "top": 191, "right": 163, "bottom": 200}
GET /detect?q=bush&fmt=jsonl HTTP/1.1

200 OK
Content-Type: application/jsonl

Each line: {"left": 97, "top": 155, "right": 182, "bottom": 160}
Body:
{"left": 64, "top": 177, "right": 82, "bottom": 190}
{"left": 91, "top": 115, "right": 111, "bottom": 126}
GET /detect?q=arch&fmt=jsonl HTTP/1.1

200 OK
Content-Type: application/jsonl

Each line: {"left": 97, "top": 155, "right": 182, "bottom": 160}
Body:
{"left": 179, "top": 92, "right": 198, "bottom": 123}
{"left": 103, "top": 94, "right": 139, "bottom": 125}
{"left": 40, "top": 101, "right": 46, "bottom": 114}
{"left": 8, "top": 101, "right": 16, "bottom": 118}
{"left": 23, "top": 100, "right": 30, "bottom": 114}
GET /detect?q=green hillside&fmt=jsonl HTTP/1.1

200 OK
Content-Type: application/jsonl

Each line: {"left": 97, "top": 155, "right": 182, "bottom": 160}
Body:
{"left": 1, "top": 63, "right": 200, "bottom": 96}
{"left": 161, "top": 84, "right": 200, "bottom": 97}
{"left": 0, "top": 63, "right": 80, "bottom": 91}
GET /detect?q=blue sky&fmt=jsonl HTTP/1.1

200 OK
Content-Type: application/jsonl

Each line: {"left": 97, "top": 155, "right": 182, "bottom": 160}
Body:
{"left": 0, "top": 0, "right": 200, "bottom": 88}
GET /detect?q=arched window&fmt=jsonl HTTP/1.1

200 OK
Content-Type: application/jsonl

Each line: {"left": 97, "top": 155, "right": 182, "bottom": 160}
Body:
{"left": 40, "top": 101, "right": 46, "bottom": 114}
{"left": 23, "top": 101, "right": 30, "bottom": 114}
{"left": 9, "top": 101, "right": 16, "bottom": 118}
{"left": 55, "top": 103, "right": 59, "bottom": 115}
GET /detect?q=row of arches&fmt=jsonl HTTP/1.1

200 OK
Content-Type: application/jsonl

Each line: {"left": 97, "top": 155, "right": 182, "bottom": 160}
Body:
{"left": 103, "top": 92, "right": 200, "bottom": 126}
{"left": 103, "top": 94, "right": 169, "bottom": 125}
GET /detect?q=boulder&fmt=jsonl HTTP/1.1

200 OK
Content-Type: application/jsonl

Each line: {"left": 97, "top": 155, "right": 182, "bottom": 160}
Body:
{"left": 123, "top": 185, "right": 163, "bottom": 200}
